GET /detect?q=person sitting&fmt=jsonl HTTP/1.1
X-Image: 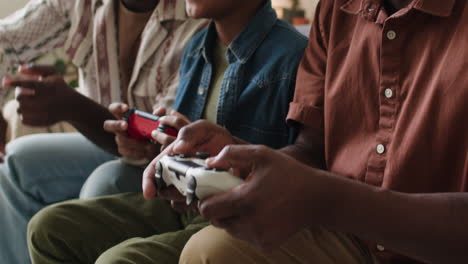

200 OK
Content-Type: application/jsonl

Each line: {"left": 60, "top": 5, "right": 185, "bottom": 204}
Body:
{"left": 0, "top": 0, "right": 205, "bottom": 263}
{"left": 148, "top": 0, "right": 467, "bottom": 264}
{"left": 26, "top": 0, "right": 308, "bottom": 263}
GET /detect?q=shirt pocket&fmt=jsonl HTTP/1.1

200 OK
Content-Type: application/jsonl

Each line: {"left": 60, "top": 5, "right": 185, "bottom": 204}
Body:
{"left": 229, "top": 124, "right": 289, "bottom": 149}
{"left": 230, "top": 73, "right": 294, "bottom": 148}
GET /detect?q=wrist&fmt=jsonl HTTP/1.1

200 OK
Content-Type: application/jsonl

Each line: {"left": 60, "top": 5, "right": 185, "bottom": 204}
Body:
{"left": 59, "top": 89, "right": 82, "bottom": 123}
{"left": 297, "top": 167, "right": 338, "bottom": 226}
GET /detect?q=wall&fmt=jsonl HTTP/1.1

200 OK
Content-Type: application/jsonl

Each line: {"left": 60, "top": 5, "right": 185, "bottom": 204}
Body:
{"left": 0, "top": 0, "right": 29, "bottom": 18}
{"left": 272, "top": 0, "right": 319, "bottom": 22}
{"left": 300, "top": 0, "right": 319, "bottom": 20}
{"left": 3, "top": 0, "right": 320, "bottom": 20}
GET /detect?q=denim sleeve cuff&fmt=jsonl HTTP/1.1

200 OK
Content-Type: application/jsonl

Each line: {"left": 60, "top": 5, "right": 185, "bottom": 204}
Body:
{"left": 286, "top": 102, "right": 323, "bottom": 131}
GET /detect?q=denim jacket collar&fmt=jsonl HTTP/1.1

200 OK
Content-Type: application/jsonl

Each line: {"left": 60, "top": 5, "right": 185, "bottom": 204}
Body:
{"left": 190, "top": 0, "right": 277, "bottom": 64}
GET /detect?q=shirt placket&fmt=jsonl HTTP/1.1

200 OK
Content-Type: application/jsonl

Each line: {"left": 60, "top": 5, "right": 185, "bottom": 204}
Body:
{"left": 365, "top": 19, "right": 401, "bottom": 187}
{"left": 195, "top": 63, "right": 212, "bottom": 119}
{"left": 217, "top": 65, "right": 239, "bottom": 128}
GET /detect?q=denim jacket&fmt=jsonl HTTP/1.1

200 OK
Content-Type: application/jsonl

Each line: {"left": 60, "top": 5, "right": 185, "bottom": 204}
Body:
{"left": 174, "top": 1, "right": 308, "bottom": 149}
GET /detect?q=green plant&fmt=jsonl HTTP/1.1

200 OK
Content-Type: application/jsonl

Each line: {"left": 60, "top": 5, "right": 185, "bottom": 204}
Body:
{"left": 32, "top": 51, "right": 79, "bottom": 88}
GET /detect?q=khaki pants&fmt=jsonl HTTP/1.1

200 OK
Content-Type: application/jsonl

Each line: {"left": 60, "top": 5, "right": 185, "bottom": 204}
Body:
{"left": 28, "top": 193, "right": 378, "bottom": 264}
{"left": 27, "top": 193, "right": 208, "bottom": 264}
{"left": 180, "top": 226, "right": 380, "bottom": 264}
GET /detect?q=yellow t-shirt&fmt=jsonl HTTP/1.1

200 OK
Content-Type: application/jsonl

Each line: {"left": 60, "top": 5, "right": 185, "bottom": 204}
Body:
{"left": 202, "top": 39, "right": 228, "bottom": 123}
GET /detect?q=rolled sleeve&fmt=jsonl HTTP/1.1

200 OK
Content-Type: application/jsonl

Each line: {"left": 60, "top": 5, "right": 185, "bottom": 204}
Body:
{"left": 287, "top": 102, "right": 323, "bottom": 131}
{"left": 286, "top": 1, "right": 328, "bottom": 132}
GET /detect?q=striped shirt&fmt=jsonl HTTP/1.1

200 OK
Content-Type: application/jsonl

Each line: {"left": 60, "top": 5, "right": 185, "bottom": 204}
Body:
{"left": 0, "top": 0, "right": 206, "bottom": 112}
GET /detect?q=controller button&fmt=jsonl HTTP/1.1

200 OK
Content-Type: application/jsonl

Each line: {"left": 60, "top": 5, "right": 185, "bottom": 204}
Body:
{"left": 155, "top": 176, "right": 167, "bottom": 191}
{"left": 195, "top": 152, "right": 211, "bottom": 159}
{"left": 158, "top": 124, "right": 167, "bottom": 132}
{"left": 187, "top": 176, "right": 197, "bottom": 191}
{"left": 178, "top": 154, "right": 189, "bottom": 158}
{"left": 154, "top": 162, "right": 167, "bottom": 191}
{"left": 155, "top": 162, "right": 163, "bottom": 176}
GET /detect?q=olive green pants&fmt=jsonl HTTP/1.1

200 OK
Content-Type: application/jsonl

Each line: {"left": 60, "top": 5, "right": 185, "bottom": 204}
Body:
{"left": 180, "top": 226, "right": 380, "bottom": 264}
{"left": 27, "top": 193, "right": 208, "bottom": 264}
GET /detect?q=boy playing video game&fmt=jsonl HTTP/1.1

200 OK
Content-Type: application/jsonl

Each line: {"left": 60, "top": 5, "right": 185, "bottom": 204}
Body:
{"left": 27, "top": 0, "right": 308, "bottom": 263}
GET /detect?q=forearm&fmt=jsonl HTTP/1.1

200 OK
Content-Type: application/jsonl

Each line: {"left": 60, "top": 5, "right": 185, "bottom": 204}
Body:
{"left": 313, "top": 171, "right": 468, "bottom": 263}
{"left": 67, "top": 92, "right": 119, "bottom": 156}
{"left": 280, "top": 125, "right": 325, "bottom": 168}
{"left": 281, "top": 144, "right": 324, "bottom": 169}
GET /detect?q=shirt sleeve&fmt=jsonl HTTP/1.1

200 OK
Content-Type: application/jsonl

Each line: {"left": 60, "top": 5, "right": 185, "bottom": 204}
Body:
{"left": 158, "top": 71, "right": 180, "bottom": 111}
{"left": 0, "top": 0, "right": 74, "bottom": 83}
{"left": 286, "top": 1, "right": 328, "bottom": 132}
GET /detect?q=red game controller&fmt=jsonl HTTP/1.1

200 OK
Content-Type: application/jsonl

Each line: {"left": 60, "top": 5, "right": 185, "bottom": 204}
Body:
{"left": 123, "top": 108, "right": 178, "bottom": 141}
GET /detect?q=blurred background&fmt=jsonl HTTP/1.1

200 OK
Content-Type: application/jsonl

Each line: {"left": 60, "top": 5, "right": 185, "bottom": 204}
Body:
{"left": 0, "top": 0, "right": 318, "bottom": 83}
{"left": 0, "top": 0, "right": 318, "bottom": 140}
{"left": 273, "top": 0, "right": 319, "bottom": 25}
{"left": 0, "top": 0, "right": 29, "bottom": 18}
{"left": 2, "top": 0, "right": 319, "bottom": 23}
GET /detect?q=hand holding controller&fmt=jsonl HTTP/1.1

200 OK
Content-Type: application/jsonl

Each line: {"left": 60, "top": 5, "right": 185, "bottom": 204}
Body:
{"left": 154, "top": 153, "right": 244, "bottom": 205}
{"left": 123, "top": 108, "right": 178, "bottom": 141}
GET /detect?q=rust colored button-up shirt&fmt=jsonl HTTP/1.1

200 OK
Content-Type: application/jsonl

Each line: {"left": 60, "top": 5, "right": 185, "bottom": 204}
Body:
{"left": 287, "top": 0, "right": 468, "bottom": 262}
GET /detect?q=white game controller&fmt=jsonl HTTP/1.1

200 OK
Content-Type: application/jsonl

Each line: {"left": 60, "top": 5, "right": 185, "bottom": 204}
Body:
{"left": 154, "top": 153, "right": 244, "bottom": 205}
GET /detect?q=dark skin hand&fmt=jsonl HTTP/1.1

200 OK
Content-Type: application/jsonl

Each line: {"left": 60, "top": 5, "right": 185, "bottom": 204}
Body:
{"left": 103, "top": 103, "right": 162, "bottom": 160}
{"left": 3, "top": 65, "right": 79, "bottom": 126}
{"left": 142, "top": 121, "right": 245, "bottom": 211}
{"left": 2, "top": 64, "right": 118, "bottom": 155}
{"left": 164, "top": 121, "right": 468, "bottom": 263}
{"left": 103, "top": 106, "right": 191, "bottom": 162}
{"left": 150, "top": 110, "right": 191, "bottom": 152}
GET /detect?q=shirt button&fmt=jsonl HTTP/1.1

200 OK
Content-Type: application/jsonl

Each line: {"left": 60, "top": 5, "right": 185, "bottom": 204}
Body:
{"left": 386, "top": 30, "right": 397, "bottom": 40}
{"left": 384, "top": 88, "right": 393, "bottom": 98}
{"left": 197, "top": 87, "right": 204, "bottom": 95}
{"left": 376, "top": 244, "right": 385, "bottom": 251}
{"left": 376, "top": 144, "right": 385, "bottom": 154}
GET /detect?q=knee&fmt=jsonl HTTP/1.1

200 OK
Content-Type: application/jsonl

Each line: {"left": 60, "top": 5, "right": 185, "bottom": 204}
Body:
{"left": 27, "top": 202, "right": 78, "bottom": 252}
{"left": 180, "top": 226, "right": 241, "bottom": 264}
{"left": 80, "top": 160, "right": 143, "bottom": 198}
{"left": 80, "top": 161, "right": 121, "bottom": 198}
{"left": 6, "top": 134, "right": 42, "bottom": 159}
{"left": 95, "top": 239, "right": 135, "bottom": 264}
{"left": 4, "top": 135, "right": 48, "bottom": 182}
{"left": 96, "top": 238, "right": 167, "bottom": 264}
